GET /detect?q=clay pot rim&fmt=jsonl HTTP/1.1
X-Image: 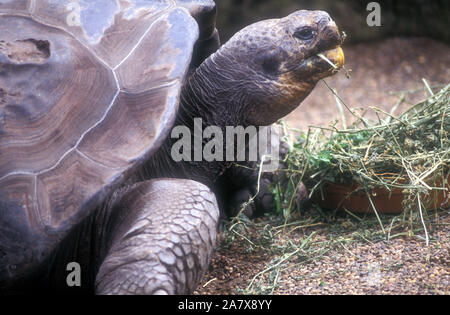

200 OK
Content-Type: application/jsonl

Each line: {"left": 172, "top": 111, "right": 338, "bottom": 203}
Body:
{"left": 314, "top": 174, "right": 450, "bottom": 214}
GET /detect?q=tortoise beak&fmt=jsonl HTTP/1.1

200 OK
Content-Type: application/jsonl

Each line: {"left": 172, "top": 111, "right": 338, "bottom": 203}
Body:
{"left": 322, "top": 46, "right": 345, "bottom": 70}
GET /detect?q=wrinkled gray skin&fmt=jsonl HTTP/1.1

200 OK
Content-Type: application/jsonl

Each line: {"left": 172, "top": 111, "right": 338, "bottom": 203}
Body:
{"left": 2, "top": 10, "right": 342, "bottom": 295}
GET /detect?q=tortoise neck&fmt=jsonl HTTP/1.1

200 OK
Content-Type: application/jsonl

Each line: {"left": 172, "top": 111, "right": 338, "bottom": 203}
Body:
{"left": 178, "top": 53, "right": 250, "bottom": 129}
{"left": 143, "top": 53, "right": 256, "bottom": 188}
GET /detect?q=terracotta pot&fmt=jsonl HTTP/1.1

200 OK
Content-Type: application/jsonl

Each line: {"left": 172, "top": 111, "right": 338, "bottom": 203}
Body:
{"left": 315, "top": 176, "right": 450, "bottom": 214}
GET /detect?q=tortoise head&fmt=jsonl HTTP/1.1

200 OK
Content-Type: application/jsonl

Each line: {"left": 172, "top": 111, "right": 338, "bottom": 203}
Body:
{"left": 204, "top": 10, "right": 344, "bottom": 126}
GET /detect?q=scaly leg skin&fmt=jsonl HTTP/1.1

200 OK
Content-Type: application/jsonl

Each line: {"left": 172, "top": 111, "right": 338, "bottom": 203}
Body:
{"left": 95, "top": 179, "right": 219, "bottom": 295}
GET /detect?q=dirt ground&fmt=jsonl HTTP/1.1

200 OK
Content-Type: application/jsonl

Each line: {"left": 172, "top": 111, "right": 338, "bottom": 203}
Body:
{"left": 194, "top": 37, "right": 450, "bottom": 295}
{"left": 195, "top": 211, "right": 449, "bottom": 295}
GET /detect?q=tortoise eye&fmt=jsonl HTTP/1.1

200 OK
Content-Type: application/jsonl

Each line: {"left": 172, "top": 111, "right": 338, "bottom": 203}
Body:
{"left": 294, "top": 27, "right": 314, "bottom": 40}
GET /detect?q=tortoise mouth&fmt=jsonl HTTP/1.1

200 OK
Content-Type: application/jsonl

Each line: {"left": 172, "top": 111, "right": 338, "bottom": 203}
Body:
{"left": 304, "top": 45, "right": 344, "bottom": 71}
{"left": 314, "top": 46, "right": 345, "bottom": 70}
{"left": 290, "top": 44, "right": 345, "bottom": 79}
{"left": 290, "top": 45, "right": 344, "bottom": 81}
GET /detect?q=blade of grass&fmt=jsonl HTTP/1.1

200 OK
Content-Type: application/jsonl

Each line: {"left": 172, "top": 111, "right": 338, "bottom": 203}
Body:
{"left": 422, "top": 78, "right": 434, "bottom": 96}
{"left": 317, "top": 53, "right": 338, "bottom": 69}
{"left": 366, "top": 192, "right": 386, "bottom": 235}
{"left": 416, "top": 194, "right": 429, "bottom": 246}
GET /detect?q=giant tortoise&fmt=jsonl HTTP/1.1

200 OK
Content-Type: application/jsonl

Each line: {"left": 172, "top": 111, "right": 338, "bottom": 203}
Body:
{"left": 0, "top": 0, "right": 344, "bottom": 294}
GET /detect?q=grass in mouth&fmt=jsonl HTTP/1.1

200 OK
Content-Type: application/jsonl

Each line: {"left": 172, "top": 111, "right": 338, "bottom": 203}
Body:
{"left": 317, "top": 53, "right": 339, "bottom": 69}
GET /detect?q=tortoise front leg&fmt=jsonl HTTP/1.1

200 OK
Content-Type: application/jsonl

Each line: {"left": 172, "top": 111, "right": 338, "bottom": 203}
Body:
{"left": 95, "top": 179, "right": 219, "bottom": 295}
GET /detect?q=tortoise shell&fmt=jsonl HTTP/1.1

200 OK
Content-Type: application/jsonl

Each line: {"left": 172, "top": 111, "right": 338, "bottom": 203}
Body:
{"left": 0, "top": 0, "right": 217, "bottom": 282}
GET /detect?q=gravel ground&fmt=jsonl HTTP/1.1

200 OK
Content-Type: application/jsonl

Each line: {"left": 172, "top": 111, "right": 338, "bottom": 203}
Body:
{"left": 194, "top": 37, "right": 450, "bottom": 295}
{"left": 195, "top": 211, "right": 449, "bottom": 295}
{"left": 279, "top": 230, "right": 449, "bottom": 295}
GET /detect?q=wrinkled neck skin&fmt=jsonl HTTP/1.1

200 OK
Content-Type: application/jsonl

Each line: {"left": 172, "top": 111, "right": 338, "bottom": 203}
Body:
{"left": 143, "top": 51, "right": 264, "bottom": 187}
{"left": 180, "top": 53, "right": 254, "bottom": 129}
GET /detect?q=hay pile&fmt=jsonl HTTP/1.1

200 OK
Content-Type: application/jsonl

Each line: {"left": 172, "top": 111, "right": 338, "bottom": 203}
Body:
{"left": 274, "top": 83, "right": 449, "bottom": 242}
